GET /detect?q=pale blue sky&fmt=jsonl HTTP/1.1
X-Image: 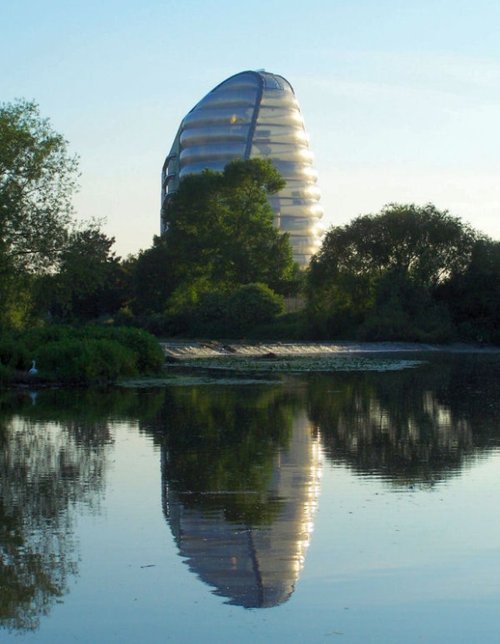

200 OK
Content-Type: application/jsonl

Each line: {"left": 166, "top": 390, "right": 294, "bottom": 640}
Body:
{"left": 2, "top": 0, "right": 499, "bottom": 256}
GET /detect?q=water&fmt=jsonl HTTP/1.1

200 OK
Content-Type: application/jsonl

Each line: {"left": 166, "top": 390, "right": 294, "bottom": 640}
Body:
{"left": 0, "top": 353, "right": 499, "bottom": 643}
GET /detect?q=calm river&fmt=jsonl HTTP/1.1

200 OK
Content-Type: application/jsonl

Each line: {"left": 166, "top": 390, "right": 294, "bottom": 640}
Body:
{"left": 1, "top": 353, "right": 499, "bottom": 643}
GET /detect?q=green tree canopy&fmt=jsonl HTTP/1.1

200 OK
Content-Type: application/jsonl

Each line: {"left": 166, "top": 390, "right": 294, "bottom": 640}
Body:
{"left": 0, "top": 99, "right": 79, "bottom": 275}
{"left": 128, "top": 235, "right": 178, "bottom": 315}
{"left": 161, "top": 158, "right": 297, "bottom": 295}
{"left": 307, "top": 203, "right": 483, "bottom": 341}
{"left": 311, "top": 203, "right": 478, "bottom": 288}
{"left": 38, "top": 223, "right": 127, "bottom": 321}
{"left": 437, "top": 238, "right": 500, "bottom": 343}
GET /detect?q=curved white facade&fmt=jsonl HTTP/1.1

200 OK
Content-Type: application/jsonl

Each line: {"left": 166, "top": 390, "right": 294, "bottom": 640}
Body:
{"left": 162, "top": 70, "right": 323, "bottom": 266}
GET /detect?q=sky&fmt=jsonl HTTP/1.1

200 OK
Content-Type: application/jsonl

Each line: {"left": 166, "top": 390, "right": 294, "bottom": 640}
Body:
{"left": 2, "top": 0, "right": 499, "bottom": 257}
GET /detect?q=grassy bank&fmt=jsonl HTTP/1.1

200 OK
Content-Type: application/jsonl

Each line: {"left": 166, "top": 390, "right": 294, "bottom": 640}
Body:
{"left": 0, "top": 325, "right": 165, "bottom": 386}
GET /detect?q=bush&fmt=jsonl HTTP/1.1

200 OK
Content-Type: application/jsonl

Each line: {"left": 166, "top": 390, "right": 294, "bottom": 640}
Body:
{"left": 83, "top": 326, "right": 165, "bottom": 373}
{"left": 227, "top": 284, "right": 284, "bottom": 333}
{"left": 34, "top": 338, "right": 138, "bottom": 384}
{"left": 0, "top": 324, "right": 165, "bottom": 385}
{"left": 168, "top": 283, "right": 285, "bottom": 338}
{"left": 0, "top": 335, "right": 30, "bottom": 370}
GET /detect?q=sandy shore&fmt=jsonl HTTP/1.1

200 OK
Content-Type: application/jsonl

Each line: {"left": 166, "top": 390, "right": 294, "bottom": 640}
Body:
{"left": 160, "top": 340, "right": 500, "bottom": 359}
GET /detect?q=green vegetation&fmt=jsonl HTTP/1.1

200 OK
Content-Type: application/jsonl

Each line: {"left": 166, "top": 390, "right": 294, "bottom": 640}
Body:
{"left": 152, "top": 385, "right": 296, "bottom": 525}
{"left": 1, "top": 100, "right": 498, "bottom": 351}
{"left": 0, "top": 326, "right": 164, "bottom": 385}
{"left": 0, "top": 99, "right": 78, "bottom": 329}
{"left": 37, "top": 223, "right": 127, "bottom": 322}
{"left": 125, "top": 158, "right": 300, "bottom": 335}
{"left": 307, "top": 203, "right": 499, "bottom": 344}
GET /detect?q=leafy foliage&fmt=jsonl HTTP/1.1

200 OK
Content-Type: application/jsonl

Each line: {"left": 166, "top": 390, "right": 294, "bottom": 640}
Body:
{"left": 436, "top": 239, "right": 500, "bottom": 343}
{"left": 0, "top": 99, "right": 79, "bottom": 330}
{"left": 0, "top": 325, "right": 164, "bottom": 384}
{"left": 0, "top": 99, "right": 78, "bottom": 275}
{"left": 312, "top": 203, "right": 478, "bottom": 287}
{"left": 34, "top": 338, "right": 137, "bottom": 384}
{"left": 161, "top": 158, "right": 298, "bottom": 297}
{"left": 37, "top": 224, "right": 127, "bottom": 321}
{"left": 128, "top": 235, "right": 177, "bottom": 315}
{"left": 307, "top": 203, "right": 490, "bottom": 342}
{"left": 187, "top": 283, "right": 285, "bottom": 337}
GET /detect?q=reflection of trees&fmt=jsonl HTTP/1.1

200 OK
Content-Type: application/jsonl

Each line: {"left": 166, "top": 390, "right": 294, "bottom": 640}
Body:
{"left": 143, "top": 384, "right": 322, "bottom": 607}
{"left": 147, "top": 385, "right": 298, "bottom": 525}
{"left": 307, "top": 354, "right": 500, "bottom": 484}
{"left": 0, "top": 387, "right": 164, "bottom": 633}
{"left": 1, "top": 418, "right": 89, "bottom": 631}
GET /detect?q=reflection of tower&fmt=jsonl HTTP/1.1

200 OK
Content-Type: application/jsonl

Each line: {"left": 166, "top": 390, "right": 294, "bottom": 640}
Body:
{"left": 161, "top": 70, "right": 323, "bottom": 266}
{"left": 162, "top": 411, "right": 322, "bottom": 608}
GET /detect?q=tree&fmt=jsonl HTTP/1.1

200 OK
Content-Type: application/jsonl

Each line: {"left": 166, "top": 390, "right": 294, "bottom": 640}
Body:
{"left": 187, "top": 283, "right": 284, "bottom": 337}
{"left": 311, "top": 203, "right": 478, "bottom": 288}
{"left": 0, "top": 99, "right": 79, "bottom": 274}
{"left": 128, "top": 235, "right": 178, "bottom": 315}
{"left": 307, "top": 203, "right": 480, "bottom": 340}
{"left": 437, "top": 238, "right": 500, "bottom": 343}
{"left": 161, "top": 158, "right": 297, "bottom": 297}
{"left": 0, "top": 99, "right": 79, "bottom": 329}
{"left": 38, "top": 223, "right": 127, "bottom": 321}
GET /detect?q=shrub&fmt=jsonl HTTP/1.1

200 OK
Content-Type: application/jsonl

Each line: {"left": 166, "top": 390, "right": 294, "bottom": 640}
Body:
{"left": 34, "top": 338, "right": 138, "bottom": 384}
{"left": 84, "top": 326, "right": 165, "bottom": 373}
{"left": 175, "top": 283, "right": 284, "bottom": 338}
{"left": 0, "top": 335, "right": 30, "bottom": 370}
{"left": 227, "top": 283, "right": 284, "bottom": 334}
{"left": 0, "top": 324, "right": 165, "bottom": 384}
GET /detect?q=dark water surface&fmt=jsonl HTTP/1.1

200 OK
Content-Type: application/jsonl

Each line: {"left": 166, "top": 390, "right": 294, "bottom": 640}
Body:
{"left": 1, "top": 353, "right": 499, "bottom": 643}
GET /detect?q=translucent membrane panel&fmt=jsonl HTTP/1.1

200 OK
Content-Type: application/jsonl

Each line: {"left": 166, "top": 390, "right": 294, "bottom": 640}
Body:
{"left": 214, "top": 73, "right": 261, "bottom": 88}
{"left": 195, "top": 88, "right": 259, "bottom": 110}
{"left": 278, "top": 202, "right": 324, "bottom": 218}
{"left": 251, "top": 133, "right": 308, "bottom": 149}
{"left": 279, "top": 184, "right": 322, "bottom": 200}
{"left": 181, "top": 125, "right": 250, "bottom": 146}
{"left": 183, "top": 107, "right": 255, "bottom": 128}
{"left": 278, "top": 217, "right": 319, "bottom": 234}
{"left": 257, "top": 106, "right": 303, "bottom": 122}
{"left": 291, "top": 237, "right": 321, "bottom": 253}
{"left": 179, "top": 160, "right": 233, "bottom": 178}
{"left": 250, "top": 80, "right": 323, "bottom": 261}
{"left": 270, "top": 161, "right": 318, "bottom": 181}
{"left": 251, "top": 144, "right": 313, "bottom": 163}
{"left": 256, "top": 111, "right": 304, "bottom": 128}
{"left": 259, "top": 94, "right": 299, "bottom": 109}
{"left": 180, "top": 142, "right": 247, "bottom": 165}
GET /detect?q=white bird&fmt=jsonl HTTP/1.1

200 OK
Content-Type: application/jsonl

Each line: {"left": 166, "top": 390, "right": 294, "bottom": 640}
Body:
{"left": 28, "top": 360, "right": 38, "bottom": 376}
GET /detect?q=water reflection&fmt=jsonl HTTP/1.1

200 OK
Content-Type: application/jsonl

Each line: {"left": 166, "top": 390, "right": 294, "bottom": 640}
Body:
{"left": 308, "top": 354, "right": 500, "bottom": 485}
{"left": 0, "top": 354, "right": 499, "bottom": 631}
{"left": 146, "top": 356, "right": 500, "bottom": 606}
{"left": 150, "top": 386, "right": 322, "bottom": 607}
{"left": 163, "top": 395, "right": 321, "bottom": 608}
{"left": 0, "top": 388, "right": 162, "bottom": 632}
